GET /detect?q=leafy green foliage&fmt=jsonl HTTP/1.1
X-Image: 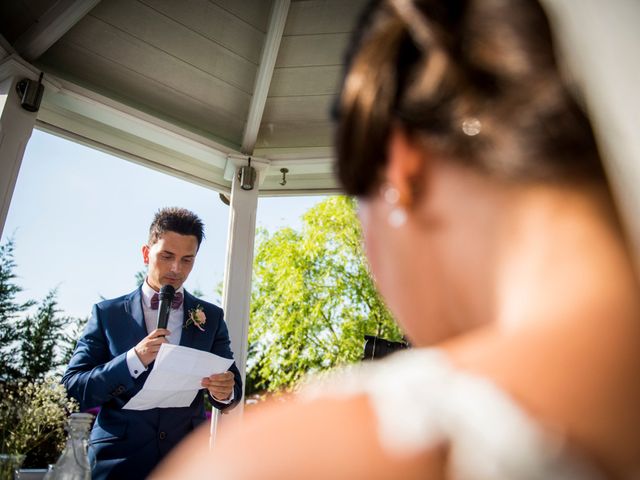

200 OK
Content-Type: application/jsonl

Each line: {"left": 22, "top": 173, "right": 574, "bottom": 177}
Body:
{"left": 191, "top": 287, "right": 205, "bottom": 298}
{"left": 0, "top": 378, "right": 78, "bottom": 468}
{"left": 60, "top": 315, "right": 89, "bottom": 368}
{"left": 135, "top": 268, "right": 147, "bottom": 287}
{"left": 0, "top": 238, "right": 87, "bottom": 381}
{"left": 0, "top": 238, "right": 34, "bottom": 380}
{"left": 0, "top": 238, "right": 87, "bottom": 465}
{"left": 247, "top": 196, "right": 403, "bottom": 394}
{"left": 18, "top": 289, "right": 67, "bottom": 381}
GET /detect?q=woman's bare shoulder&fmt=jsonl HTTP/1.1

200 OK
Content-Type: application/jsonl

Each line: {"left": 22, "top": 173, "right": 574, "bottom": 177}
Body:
{"left": 153, "top": 392, "right": 445, "bottom": 480}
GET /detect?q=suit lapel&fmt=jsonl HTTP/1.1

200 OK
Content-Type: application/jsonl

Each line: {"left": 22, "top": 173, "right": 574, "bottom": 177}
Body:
{"left": 180, "top": 290, "right": 196, "bottom": 348}
{"left": 126, "top": 287, "right": 148, "bottom": 338}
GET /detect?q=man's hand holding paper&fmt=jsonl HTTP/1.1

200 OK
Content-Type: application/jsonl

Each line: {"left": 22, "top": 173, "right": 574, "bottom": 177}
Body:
{"left": 201, "top": 371, "right": 235, "bottom": 402}
{"left": 123, "top": 343, "right": 233, "bottom": 410}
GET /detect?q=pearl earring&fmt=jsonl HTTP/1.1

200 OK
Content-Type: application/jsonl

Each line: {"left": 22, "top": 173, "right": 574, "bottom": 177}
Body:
{"left": 381, "top": 184, "right": 407, "bottom": 228}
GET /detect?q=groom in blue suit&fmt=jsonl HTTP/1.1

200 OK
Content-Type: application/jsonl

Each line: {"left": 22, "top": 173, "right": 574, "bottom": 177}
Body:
{"left": 63, "top": 207, "right": 242, "bottom": 480}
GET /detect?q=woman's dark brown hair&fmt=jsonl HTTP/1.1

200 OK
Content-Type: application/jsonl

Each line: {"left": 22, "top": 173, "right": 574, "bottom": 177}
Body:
{"left": 334, "top": 0, "right": 605, "bottom": 196}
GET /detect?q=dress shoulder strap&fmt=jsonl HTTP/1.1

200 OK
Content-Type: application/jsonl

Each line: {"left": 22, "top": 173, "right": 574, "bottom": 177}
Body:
{"left": 303, "top": 349, "right": 602, "bottom": 480}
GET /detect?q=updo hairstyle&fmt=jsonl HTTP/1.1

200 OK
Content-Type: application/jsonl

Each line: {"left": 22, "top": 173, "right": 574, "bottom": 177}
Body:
{"left": 334, "top": 0, "right": 605, "bottom": 197}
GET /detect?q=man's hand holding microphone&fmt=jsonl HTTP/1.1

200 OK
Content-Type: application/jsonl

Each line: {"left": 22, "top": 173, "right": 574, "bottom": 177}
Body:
{"left": 134, "top": 284, "right": 175, "bottom": 367}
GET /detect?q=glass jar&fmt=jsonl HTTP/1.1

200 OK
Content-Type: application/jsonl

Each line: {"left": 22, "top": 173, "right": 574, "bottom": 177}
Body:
{"left": 0, "top": 453, "right": 25, "bottom": 480}
{"left": 43, "top": 413, "right": 94, "bottom": 480}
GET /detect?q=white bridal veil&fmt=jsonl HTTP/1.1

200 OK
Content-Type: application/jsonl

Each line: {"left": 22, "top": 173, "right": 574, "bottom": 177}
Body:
{"left": 541, "top": 0, "right": 640, "bottom": 278}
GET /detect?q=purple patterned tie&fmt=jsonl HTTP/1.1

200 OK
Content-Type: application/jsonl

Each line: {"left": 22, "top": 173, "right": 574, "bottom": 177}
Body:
{"left": 150, "top": 292, "right": 183, "bottom": 310}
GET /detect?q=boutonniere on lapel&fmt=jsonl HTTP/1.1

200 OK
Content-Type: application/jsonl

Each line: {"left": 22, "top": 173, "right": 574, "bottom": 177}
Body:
{"left": 185, "top": 305, "right": 206, "bottom": 331}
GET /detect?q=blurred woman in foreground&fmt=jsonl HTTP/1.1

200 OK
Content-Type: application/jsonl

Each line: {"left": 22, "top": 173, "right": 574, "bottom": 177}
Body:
{"left": 154, "top": 0, "right": 640, "bottom": 478}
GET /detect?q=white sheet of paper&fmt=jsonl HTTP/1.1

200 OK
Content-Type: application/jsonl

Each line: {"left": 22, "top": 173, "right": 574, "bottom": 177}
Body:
{"left": 123, "top": 343, "right": 233, "bottom": 410}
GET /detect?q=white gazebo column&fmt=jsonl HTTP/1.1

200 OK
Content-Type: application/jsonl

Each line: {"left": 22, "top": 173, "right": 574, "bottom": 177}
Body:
{"left": 220, "top": 158, "right": 268, "bottom": 418}
{"left": 0, "top": 56, "right": 41, "bottom": 239}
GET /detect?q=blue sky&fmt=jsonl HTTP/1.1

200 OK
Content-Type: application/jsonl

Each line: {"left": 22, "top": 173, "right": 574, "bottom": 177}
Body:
{"left": 1, "top": 130, "right": 325, "bottom": 318}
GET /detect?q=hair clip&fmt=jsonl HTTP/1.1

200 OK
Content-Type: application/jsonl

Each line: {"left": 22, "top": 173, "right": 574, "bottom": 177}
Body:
{"left": 462, "top": 117, "right": 482, "bottom": 136}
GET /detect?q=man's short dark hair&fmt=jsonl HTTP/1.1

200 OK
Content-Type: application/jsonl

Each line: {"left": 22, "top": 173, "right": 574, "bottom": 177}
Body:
{"left": 148, "top": 207, "right": 205, "bottom": 248}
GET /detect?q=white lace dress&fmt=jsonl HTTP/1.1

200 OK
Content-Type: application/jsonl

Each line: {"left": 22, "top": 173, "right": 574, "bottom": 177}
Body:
{"left": 303, "top": 349, "right": 603, "bottom": 480}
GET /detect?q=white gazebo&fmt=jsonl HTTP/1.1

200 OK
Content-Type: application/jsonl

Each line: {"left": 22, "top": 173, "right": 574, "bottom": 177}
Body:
{"left": 2, "top": 0, "right": 640, "bottom": 419}
{"left": 0, "top": 0, "right": 368, "bottom": 412}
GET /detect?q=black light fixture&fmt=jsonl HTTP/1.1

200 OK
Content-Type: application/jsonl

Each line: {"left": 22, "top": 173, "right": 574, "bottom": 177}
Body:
{"left": 238, "top": 157, "right": 256, "bottom": 190}
{"left": 219, "top": 193, "right": 230, "bottom": 205}
{"left": 16, "top": 72, "right": 44, "bottom": 112}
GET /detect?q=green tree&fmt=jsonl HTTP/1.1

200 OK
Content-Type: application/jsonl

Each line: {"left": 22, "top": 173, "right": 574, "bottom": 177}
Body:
{"left": 0, "top": 238, "right": 35, "bottom": 380}
{"left": 247, "top": 196, "right": 403, "bottom": 395}
{"left": 0, "top": 239, "right": 87, "bottom": 466}
{"left": 18, "top": 289, "right": 69, "bottom": 381}
{"left": 60, "top": 315, "right": 89, "bottom": 367}
{"left": 135, "top": 268, "right": 147, "bottom": 287}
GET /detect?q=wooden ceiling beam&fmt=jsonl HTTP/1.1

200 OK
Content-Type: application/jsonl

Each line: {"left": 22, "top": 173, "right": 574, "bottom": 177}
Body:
{"left": 240, "top": 0, "right": 290, "bottom": 155}
{"left": 14, "top": 0, "right": 101, "bottom": 61}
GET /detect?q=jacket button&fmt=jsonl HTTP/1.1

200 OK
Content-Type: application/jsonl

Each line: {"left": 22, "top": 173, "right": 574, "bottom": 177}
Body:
{"left": 159, "top": 431, "right": 167, "bottom": 440}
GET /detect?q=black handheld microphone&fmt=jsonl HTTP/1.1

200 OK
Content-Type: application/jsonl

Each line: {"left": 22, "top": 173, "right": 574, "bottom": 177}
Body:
{"left": 156, "top": 284, "right": 176, "bottom": 330}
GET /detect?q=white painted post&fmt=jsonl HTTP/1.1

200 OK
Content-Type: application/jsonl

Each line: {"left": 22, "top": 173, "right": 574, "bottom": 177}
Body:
{"left": 0, "top": 57, "right": 41, "bottom": 239}
{"left": 209, "top": 407, "right": 219, "bottom": 450}
{"left": 219, "top": 159, "right": 262, "bottom": 423}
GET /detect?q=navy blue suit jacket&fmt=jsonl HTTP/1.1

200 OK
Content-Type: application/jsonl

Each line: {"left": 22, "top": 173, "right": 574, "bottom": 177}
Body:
{"left": 62, "top": 287, "right": 242, "bottom": 480}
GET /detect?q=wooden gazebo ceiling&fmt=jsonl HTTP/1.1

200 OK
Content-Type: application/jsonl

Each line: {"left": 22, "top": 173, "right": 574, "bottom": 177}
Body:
{"left": 0, "top": 0, "right": 368, "bottom": 194}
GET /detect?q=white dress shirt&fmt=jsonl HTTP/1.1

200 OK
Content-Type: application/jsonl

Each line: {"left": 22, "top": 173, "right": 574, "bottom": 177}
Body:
{"left": 125, "top": 281, "right": 185, "bottom": 378}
